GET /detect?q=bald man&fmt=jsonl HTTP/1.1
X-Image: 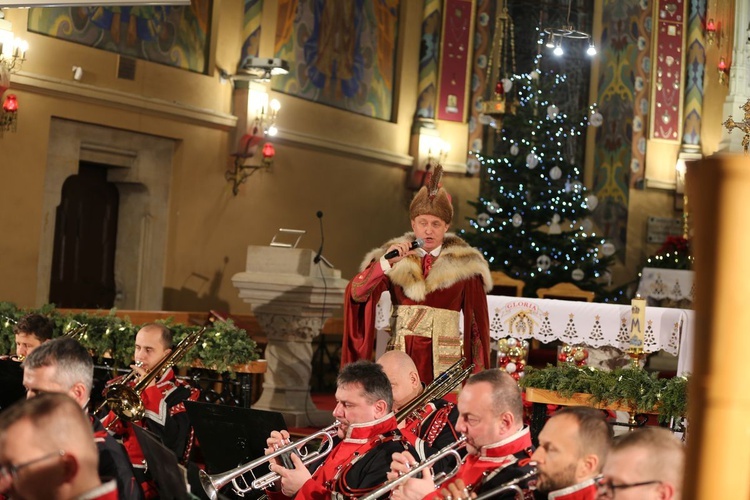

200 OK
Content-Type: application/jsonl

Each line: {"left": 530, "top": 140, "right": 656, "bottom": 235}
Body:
{"left": 0, "top": 392, "right": 116, "bottom": 500}
{"left": 377, "top": 351, "right": 461, "bottom": 456}
{"left": 597, "top": 427, "right": 685, "bottom": 500}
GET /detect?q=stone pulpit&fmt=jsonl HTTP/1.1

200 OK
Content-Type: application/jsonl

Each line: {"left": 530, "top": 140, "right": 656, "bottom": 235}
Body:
{"left": 232, "top": 245, "right": 348, "bottom": 427}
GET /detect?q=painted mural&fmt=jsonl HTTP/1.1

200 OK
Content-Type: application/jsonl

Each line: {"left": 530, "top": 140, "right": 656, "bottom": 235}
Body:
{"left": 27, "top": 1, "right": 212, "bottom": 74}
{"left": 272, "top": 0, "right": 400, "bottom": 121}
{"left": 591, "top": 0, "right": 652, "bottom": 258}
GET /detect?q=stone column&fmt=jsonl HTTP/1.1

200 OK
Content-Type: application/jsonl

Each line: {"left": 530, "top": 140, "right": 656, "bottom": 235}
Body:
{"left": 232, "top": 245, "right": 348, "bottom": 428}
{"left": 252, "top": 314, "right": 332, "bottom": 427}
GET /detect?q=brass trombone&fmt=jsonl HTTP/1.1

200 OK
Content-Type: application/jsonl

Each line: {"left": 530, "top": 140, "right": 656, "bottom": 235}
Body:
{"left": 396, "top": 358, "right": 473, "bottom": 423}
{"left": 360, "top": 435, "right": 467, "bottom": 500}
{"left": 199, "top": 421, "right": 340, "bottom": 500}
{"left": 474, "top": 468, "right": 537, "bottom": 500}
{"left": 99, "top": 326, "right": 206, "bottom": 428}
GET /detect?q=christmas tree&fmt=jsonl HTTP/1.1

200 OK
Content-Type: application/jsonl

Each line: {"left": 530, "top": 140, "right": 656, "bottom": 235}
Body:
{"left": 462, "top": 69, "right": 615, "bottom": 299}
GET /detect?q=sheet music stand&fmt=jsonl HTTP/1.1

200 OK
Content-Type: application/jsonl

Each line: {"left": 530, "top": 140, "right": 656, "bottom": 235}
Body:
{"left": 185, "top": 402, "right": 288, "bottom": 499}
{"left": 131, "top": 425, "right": 191, "bottom": 500}
{"left": 269, "top": 228, "right": 305, "bottom": 248}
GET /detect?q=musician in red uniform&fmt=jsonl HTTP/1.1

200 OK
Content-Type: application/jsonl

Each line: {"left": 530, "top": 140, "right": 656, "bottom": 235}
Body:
{"left": 263, "top": 360, "right": 418, "bottom": 499}
{"left": 342, "top": 166, "right": 492, "bottom": 383}
{"left": 377, "top": 350, "right": 460, "bottom": 456}
{"left": 101, "top": 323, "right": 200, "bottom": 498}
{"left": 598, "top": 427, "right": 683, "bottom": 500}
{"left": 530, "top": 406, "right": 611, "bottom": 500}
{"left": 23, "top": 337, "right": 143, "bottom": 499}
{"left": 388, "top": 370, "right": 535, "bottom": 500}
{"left": 0, "top": 393, "right": 118, "bottom": 500}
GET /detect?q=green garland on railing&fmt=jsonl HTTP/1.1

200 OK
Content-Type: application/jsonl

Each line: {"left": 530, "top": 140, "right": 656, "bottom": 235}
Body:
{"left": 519, "top": 365, "right": 688, "bottom": 423}
{"left": 0, "top": 302, "right": 260, "bottom": 374}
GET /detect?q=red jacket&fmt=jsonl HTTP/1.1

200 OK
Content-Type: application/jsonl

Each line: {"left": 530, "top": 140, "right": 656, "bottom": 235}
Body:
{"left": 267, "top": 414, "right": 416, "bottom": 500}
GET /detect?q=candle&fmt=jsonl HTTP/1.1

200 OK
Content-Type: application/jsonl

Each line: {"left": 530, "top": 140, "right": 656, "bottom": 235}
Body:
{"left": 629, "top": 297, "right": 646, "bottom": 348}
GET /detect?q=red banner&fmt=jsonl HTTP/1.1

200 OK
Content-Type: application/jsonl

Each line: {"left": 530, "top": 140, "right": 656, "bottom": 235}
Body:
{"left": 650, "top": 0, "right": 686, "bottom": 142}
{"left": 437, "top": 0, "right": 474, "bottom": 122}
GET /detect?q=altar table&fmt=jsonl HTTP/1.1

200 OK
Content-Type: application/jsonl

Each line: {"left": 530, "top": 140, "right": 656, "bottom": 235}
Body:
{"left": 374, "top": 294, "right": 694, "bottom": 374}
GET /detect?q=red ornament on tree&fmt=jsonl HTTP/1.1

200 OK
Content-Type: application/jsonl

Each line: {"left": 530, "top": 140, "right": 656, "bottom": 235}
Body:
{"left": 495, "top": 80, "right": 505, "bottom": 96}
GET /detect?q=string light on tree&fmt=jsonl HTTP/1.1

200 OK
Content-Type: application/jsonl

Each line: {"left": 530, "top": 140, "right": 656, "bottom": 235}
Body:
{"left": 463, "top": 68, "right": 614, "bottom": 298}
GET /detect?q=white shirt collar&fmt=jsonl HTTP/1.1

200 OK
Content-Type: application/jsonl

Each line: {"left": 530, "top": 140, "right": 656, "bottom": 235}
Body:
{"left": 417, "top": 245, "right": 441, "bottom": 258}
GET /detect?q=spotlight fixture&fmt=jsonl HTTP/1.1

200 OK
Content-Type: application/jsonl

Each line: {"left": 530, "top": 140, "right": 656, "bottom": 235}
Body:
{"left": 543, "top": 0, "right": 595, "bottom": 57}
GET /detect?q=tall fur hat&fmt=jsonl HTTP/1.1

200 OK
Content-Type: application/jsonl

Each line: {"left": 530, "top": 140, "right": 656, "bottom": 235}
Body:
{"left": 409, "top": 165, "right": 453, "bottom": 224}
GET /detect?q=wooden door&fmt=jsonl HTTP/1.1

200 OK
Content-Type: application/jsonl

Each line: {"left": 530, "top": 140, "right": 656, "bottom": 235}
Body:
{"left": 49, "top": 162, "right": 119, "bottom": 308}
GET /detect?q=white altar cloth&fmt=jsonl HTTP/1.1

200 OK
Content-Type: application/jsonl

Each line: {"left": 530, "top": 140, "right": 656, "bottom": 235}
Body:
{"left": 374, "top": 293, "right": 693, "bottom": 373}
{"left": 637, "top": 267, "right": 695, "bottom": 303}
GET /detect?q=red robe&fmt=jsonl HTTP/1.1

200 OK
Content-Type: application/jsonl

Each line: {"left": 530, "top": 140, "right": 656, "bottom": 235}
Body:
{"left": 342, "top": 233, "right": 492, "bottom": 382}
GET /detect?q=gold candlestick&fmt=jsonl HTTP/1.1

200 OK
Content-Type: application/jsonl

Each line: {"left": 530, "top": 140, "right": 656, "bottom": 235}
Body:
{"left": 722, "top": 99, "right": 750, "bottom": 155}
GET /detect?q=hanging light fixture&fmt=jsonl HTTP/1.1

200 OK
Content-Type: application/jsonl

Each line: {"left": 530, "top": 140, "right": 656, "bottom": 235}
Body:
{"left": 543, "top": 0, "right": 595, "bottom": 57}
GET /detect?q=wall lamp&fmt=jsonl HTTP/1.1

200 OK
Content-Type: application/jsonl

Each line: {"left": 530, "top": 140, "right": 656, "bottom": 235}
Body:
{"left": 226, "top": 85, "right": 281, "bottom": 195}
{"left": 0, "top": 10, "right": 28, "bottom": 136}
{"left": 408, "top": 128, "right": 450, "bottom": 190}
{"left": 718, "top": 57, "right": 729, "bottom": 85}
{"left": 221, "top": 57, "right": 288, "bottom": 195}
{"left": 705, "top": 18, "right": 716, "bottom": 45}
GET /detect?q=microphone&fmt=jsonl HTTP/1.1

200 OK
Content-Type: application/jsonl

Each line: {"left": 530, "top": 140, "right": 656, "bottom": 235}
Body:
{"left": 384, "top": 238, "right": 425, "bottom": 260}
{"left": 313, "top": 211, "right": 324, "bottom": 264}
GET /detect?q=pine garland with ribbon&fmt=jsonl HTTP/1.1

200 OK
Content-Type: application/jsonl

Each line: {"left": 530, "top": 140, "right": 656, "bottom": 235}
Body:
{"left": 519, "top": 365, "right": 688, "bottom": 422}
{"left": 0, "top": 302, "right": 260, "bottom": 374}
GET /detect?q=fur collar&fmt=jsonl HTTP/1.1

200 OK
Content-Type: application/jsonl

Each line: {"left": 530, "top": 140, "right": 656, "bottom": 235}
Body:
{"left": 360, "top": 232, "right": 492, "bottom": 302}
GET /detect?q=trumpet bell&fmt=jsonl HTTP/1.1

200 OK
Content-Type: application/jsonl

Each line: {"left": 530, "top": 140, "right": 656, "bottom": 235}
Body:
{"left": 104, "top": 384, "right": 144, "bottom": 421}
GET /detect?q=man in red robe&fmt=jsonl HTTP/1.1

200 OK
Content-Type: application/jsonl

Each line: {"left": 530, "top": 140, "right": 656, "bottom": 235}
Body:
{"left": 342, "top": 165, "right": 492, "bottom": 382}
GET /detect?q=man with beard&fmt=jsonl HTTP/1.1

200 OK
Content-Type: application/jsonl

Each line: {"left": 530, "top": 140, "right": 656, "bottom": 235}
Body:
{"left": 263, "top": 360, "right": 417, "bottom": 499}
{"left": 530, "top": 406, "right": 612, "bottom": 500}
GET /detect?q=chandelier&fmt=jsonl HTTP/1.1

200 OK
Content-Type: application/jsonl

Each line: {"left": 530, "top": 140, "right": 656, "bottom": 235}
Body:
{"left": 543, "top": 0, "right": 596, "bottom": 57}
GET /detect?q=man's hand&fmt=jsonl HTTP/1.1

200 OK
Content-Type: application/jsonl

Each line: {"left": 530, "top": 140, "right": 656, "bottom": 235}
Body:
{"left": 384, "top": 242, "right": 417, "bottom": 264}
{"left": 388, "top": 451, "right": 435, "bottom": 500}
{"left": 439, "top": 479, "right": 476, "bottom": 500}
{"left": 131, "top": 362, "right": 154, "bottom": 387}
{"left": 268, "top": 451, "right": 312, "bottom": 497}
{"left": 263, "top": 430, "right": 293, "bottom": 491}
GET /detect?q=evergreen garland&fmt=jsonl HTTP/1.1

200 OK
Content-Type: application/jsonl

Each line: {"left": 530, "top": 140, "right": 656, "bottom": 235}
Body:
{"left": 0, "top": 302, "right": 260, "bottom": 374}
{"left": 519, "top": 365, "right": 688, "bottom": 422}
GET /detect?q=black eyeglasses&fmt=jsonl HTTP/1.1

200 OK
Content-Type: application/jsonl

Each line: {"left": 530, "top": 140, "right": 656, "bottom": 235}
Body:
{"left": 0, "top": 450, "right": 65, "bottom": 481}
{"left": 596, "top": 476, "right": 661, "bottom": 498}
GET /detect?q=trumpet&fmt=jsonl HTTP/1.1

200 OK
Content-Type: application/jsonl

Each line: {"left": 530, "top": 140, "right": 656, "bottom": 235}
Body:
{"left": 474, "top": 468, "right": 537, "bottom": 500}
{"left": 359, "top": 435, "right": 468, "bottom": 500}
{"left": 200, "top": 421, "right": 340, "bottom": 500}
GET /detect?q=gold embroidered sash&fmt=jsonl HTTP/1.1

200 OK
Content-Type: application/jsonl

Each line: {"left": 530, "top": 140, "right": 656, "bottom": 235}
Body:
{"left": 389, "top": 305, "right": 462, "bottom": 379}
